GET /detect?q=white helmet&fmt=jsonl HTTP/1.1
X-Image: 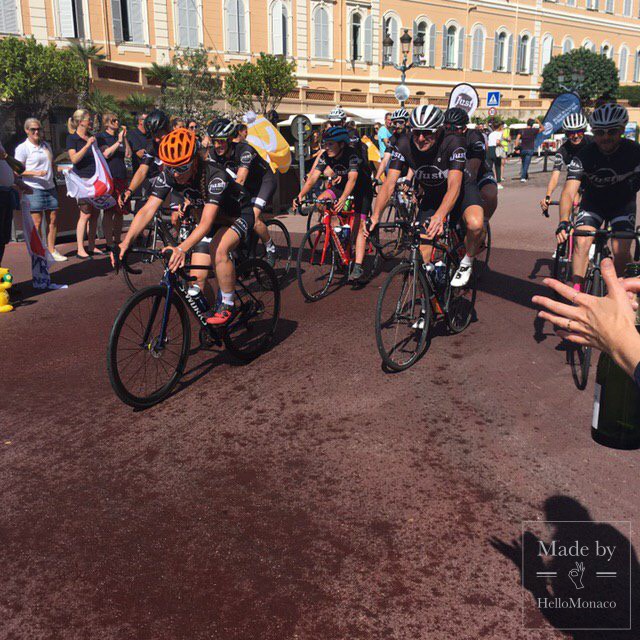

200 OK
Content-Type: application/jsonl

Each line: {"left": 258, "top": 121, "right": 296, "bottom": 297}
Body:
{"left": 589, "top": 103, "right": 628, "bottom": 130}
{"left": 410, "top": 105, "right": 444, "bottom": 131}
{"left": 391, "top": 108, "right": 409, "bottom": 122}
{"left": 562, "top": 113, "right": 588, "bottom": 132}
{"left": 328, "top": 106, "right": 347, "bottom": 122}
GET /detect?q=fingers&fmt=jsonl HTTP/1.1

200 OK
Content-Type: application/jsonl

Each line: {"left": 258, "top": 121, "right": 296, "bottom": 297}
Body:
{"left": 540, "top": 277, "right": 585, "bottom": 305}
{"left": 532, "top": 293, "right": 583, "bottom": 320}
{"left": 537, "top": 310, "right": 588, "bottom": 335}
{"left": 600, "top": 258, "right": 626, "bottom": 300}
{"left": 623, "top": 277, "right": 640, "bottom": 294}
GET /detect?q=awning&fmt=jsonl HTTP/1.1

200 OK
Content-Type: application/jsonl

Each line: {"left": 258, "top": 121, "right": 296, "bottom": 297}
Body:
{"left": 343, "top": 108, "right": 389, "bottom": 124}
{"left": 278, "top": 114, "right": 326, "bottom": 127}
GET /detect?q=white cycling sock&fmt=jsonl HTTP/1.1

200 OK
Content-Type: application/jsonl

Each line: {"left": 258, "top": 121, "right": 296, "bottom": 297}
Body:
{"left": 221, "top": 290, "right": 234, "bottom": 305}
{"left": 266, "top": 239, "right": 276, "bottom": 252}
{"left": 461, "top": 254, "right": 474, "bottom": 268}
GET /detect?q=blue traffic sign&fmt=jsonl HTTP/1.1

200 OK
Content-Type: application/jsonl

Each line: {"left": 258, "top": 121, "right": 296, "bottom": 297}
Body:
{"left": 487, "top": 91, "right": 501, "bottom": 108}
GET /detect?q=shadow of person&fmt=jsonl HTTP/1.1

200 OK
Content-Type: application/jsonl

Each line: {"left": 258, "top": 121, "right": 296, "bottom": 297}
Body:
{"left": 490, "top": 495, "right": 639, "bottom": 638}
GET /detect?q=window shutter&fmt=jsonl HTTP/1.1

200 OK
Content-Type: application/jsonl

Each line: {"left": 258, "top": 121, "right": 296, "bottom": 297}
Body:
{"left": 227, "top": 0, "right": 238, "bottom": 51}
{"left": 73, "top": 0, "right": 85, "bottom": 39}
{"left": 273, "top": 2, "right": 283, "bottom": 55}
{"left": 493, "top": 31, "right": 500, "bottom": 71}
{"left": 0, "top": 0, "right": 19, "bottom": 33}
{"left": 177, "top": 0, "right": 188, "bottom": 45}
{"left": 237, "top": 0, "right": 246, "bottom": 52}
{"left": 110, "top": 0, "right": 124, "bottom": 41}
{"left": 457, "top": 27, "right": 465, "bottom": 69}
{"left": 610, "top": 45, "right": 615, "bottom": 61}
{"left": 412, "top": 20, "right": 419, "bottom": 64}
{"left": 59, "top": 0, "right": 77, "bottom": 37}
{"left": 507, "top": 34, "right": 513, "bottom": 72}
{"left": 364, "top": 14, "right": 372, "bottom": 63}
{"left": 529, "top": 37, "right": 536, "bottom": 74}
{"left": 127, "top": 0, "right": 144, "bottom": 43}
{"left": 442, "top": 27, "right": 447, "bottom": 67}
{"left": 428, "top": 24, "right": 436, "bottom": 67}
{"left": 516, "top": 35, "right": 523, "bottom": 72}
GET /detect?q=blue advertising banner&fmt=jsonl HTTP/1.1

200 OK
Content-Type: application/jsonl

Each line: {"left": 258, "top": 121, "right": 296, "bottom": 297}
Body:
{"left": 534, "top": 92, "right": 582, "bottom": 149}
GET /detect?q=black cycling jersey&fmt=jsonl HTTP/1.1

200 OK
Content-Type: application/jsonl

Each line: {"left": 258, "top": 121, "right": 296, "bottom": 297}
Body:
{"left": 389, "top": 132, "right": 467, "bottom": 209}
{"left": 347, "top": 130, "right": 370, "bottom": 168}
{"left": 566, "top": 138, "right": 640, "bottom": 210}
{"left": 552, "top": 135, "right": 593, "bottom": 172}
{"left": 140, "top": 140, "right": 163, "bottom": 180}
{"left": 388, "top": 130, "right": 410, "bottom": 152}
{"left": 209, "top": 141, "right": 273, "bottom": 195}
{"left": 316, "top": 144, "right": 372, "bottom": 195}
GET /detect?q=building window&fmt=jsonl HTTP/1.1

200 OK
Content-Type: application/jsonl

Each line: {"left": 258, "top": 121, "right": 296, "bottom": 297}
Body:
{"left": 314, "top": 6, "right": 330, "bottom": 59}
{"left": 0, "top": 0, "right": 19, "bottom": 34}
{"left": 59, "top": 0, "right": 85, "bottom": 38}
{"left": 619, "top": 46, "right": 629, "bottom": 81}
{"left": 226, "top": 0, "right": 247, "bottom": 53}
{"left": 271, "top": 1, "right": 288, "bottom": 56}
{"left": 493, "top": 30, "right": 513, "bottom": 72}
{"left": 176, "top": 0, "right": 199, "bottom": 47}
{"left": 363, "top": 14, "right": 373, "bottom": 63}
{"left": 516, "top": 34, "right": 532, "bottom": 74}
{"left": 541, "top": 35, "right": 553, "bottom": 69}
{"left": 111, "top": 0, "right": 145, "bottom": 43}
{"left": 601, "top": 43, "right": 613, "bottom": 58}
{"left": 443, "top": 24, "right": 457, "bottom": 68}
{"left": 414, "top": 20, "right": 428, "bottom": 66}
{"left": 471, "top": 26, "right": 485, "bottom": 71}
{"left": 383, "top": 15, "right": 399, "bottom": 64}
{"left": 623, "top": 0, "right": 632, "bottom": 14}
{"left": 562, "top": 37, "right": 574, "bottom": 54}
{"left": 350, "top": 12, "right": 362, "bottom": 61}
{"left": 586, "top": 0, "right": 599, "bottom": 9}
{"left": 605, "top": 0, "right": 614, "bottom": 11}
{"left": 635, "top": 50, "right": 640, "bottom": 82}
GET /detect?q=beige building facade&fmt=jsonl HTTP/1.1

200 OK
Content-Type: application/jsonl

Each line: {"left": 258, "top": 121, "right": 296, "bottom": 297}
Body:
{"left": 2, "top": 0, "right": 640, "bottom": 115}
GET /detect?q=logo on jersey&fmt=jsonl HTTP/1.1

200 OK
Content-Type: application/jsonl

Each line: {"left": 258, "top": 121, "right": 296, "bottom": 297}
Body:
{"left": 590, "top": 167, "right": 628, "bottom": 187}
{"left": 240, "top": 150, "right": 253, "bottom": 165}
{"left": 415, "top": 164, "right": 447, "bottom": 185}
{"left": 208, "top": 177, "right": 226, "bottom": 195}
{"left": 451, "top": 147, "right": 467, "bottom": 163}
{"left": 332, "top": 163, "right": 348, "bottom": 176}
{"left": 155, "top": 172, "right": 167, "bottom": 187}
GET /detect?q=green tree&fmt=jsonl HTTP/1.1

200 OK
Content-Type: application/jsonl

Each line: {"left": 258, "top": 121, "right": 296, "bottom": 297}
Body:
{"left": 85, "top": 89, "right": 122, "bottom": 128}
{"left": 145, "top": 63, "right": 174, "bottom": 104}
{"left": 124, "top": 92, "right": 156, "bottom": 115}
{"left": 0, "top": 36, "right": 87, "bottom": 127}
{"left": 163, "top": 48, "right": 222, "bottom": 123}
{"left": 66, "top": 41, "right": 107, "bottom": 107}
{"left": 225, "top": 53, "right": 297, "bottom": 115}
{"left": 541, "top": 49, "right": 619, "bottom": 102}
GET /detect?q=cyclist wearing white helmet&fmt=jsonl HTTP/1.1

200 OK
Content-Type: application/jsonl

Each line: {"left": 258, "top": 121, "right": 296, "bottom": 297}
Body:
{"left": 374, "top": 108, "right": 410, "bottom": 182}
{"left": 540, "top": 112, "right": 592, "bottom": 214}
{"left": 558, "top": 102, "right": 640, "bottom": 283}
{"left": 327, "top": 106, "right": 347, "bottom": 125}
{"left": 367, "top": 105, "right": 467, "bottom": 265}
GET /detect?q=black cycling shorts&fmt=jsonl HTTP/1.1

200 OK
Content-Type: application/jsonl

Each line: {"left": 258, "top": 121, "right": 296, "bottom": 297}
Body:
{"left": 249, "top": 173, "right": 277, "bottom": 212}
{"left": 460, "top": 181, "right": 483, "bottom": 212}
{"left": 477, "top": 171, "right": 497, "bottom": 189}
{"left": 575, "top": 200, "right": 636, "bottom": 233}
{"left": 192, "top": 205, "right": 255, "bottom": 254}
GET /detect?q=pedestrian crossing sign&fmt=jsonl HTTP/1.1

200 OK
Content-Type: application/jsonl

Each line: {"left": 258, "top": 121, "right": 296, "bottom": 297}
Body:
{"left": 487, "top": 91, "right": 501, "bottom": 108}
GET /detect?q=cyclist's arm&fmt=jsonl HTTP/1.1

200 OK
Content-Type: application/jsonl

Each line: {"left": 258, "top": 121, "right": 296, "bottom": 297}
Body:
{"left": 235, "top": 166, "right": 249, "bottom": 186}
{"left": 545, "top": 170, "right": 561, "bottom": 200}
{"left": 466, "top": 157, "right": 482, "bottom": 182}
{"left": 559, "top": 178, "right": 580, "bottom": 223}
{"left": 120, "top": 195, "right": 164, "bottom": 249}
{"left": 126, "top": 162, "right": 150, "bottom": 194}
{"left": 336, "top": 171, "right": 357, "bottom": 210}
{"left": 297, "top": 168, "right": 322, "bottom": 201}
{"left": 375, "top": 151, "right": 391, "bottom": 181}
{"left": 371, "top": 168, "right": 401, "bottom": 223}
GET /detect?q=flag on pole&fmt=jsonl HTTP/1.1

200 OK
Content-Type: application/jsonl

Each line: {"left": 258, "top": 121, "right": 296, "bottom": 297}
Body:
{"left": 362, "top": 135, "right": 381, "bottom": 163}
{"left": 244, "top": 111, "right": 292, "bottom": 173}
{"left": 21, "top": 197, "right": 67, "bottom": 290}
{"left": 64, "top": 143, "right": 114, "bottom": 206}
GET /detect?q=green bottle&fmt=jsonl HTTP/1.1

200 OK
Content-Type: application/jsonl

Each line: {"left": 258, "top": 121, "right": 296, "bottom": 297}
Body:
{"left": 591, "top": 263, "right": 640, "bottom": 449}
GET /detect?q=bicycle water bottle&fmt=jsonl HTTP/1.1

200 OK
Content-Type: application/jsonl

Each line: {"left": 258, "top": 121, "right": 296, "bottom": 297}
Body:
{"left": 179, "top": 223, "right": 190, "bottom": 243}
{"left": 434, "top": 261, "right": 447, "bottom": 288}
{"left": 343, "top": 196, "right": 354, "bottom": 213}
{"left": 341, "top": 224, "right": 351, "bottom": 244}
{"left": 591, "top": 262, "right": 640, "bottom": 449}
{"left": 187, "top": 284, "right": 211, "bottom": 313}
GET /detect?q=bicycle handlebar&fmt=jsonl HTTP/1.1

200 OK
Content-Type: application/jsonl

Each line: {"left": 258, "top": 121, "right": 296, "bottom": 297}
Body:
{"left": 572, "top": 227, "right": 640, "bottom": 241}
{"left": 121, "top": 247, "right": 201, "bottom": 282}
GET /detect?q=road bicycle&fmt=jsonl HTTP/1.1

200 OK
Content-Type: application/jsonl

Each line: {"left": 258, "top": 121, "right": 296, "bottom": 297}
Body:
{"left": 371, "top": 217, "right": 477, "bottom": 371}
{"left": 296, "top": 197, "right": 383, "bottom": 301}
{"left": 108, "top": 248, "right": 280, "bottom": 408}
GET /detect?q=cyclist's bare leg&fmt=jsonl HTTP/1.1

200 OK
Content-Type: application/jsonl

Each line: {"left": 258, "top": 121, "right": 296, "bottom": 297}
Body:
{"left": 612, "top": 238, "right": 633, "bottom": 275}
{"left": 253, "top": 206, "right": 271, "bottom": 244}
{"left": 462, "top": 204, "right": 484, "bottom": 257}
{"left": 212, "top": 227, "right": 240, "bottom": 299}
{"left": 572, "top": 226, "right": 596, "bottom": 285}
{"left": 190, "top": 250, "right": 215, "bottom": 302}
{"left": 353, "top": 215, "right": 367, "bottom": 265}
{"left": 480, "top": 183, "right": 498, "bottom": 221}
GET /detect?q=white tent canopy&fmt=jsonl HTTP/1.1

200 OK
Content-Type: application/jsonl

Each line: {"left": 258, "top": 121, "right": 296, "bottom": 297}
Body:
{"left": 278, "top": 114, "right": 326, "bottom": 127}
{"left": 343, "top": 108, "right": 389, "bottom": 124}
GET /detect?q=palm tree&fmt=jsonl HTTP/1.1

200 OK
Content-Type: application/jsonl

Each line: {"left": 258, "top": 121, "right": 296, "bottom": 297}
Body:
{"left": 145, "top": 62, "right": 174, "bottom": 98}
{"left": 67, "top": 41, "right": 107, "bottom": 107}
{"left": 85, "top": 89, "right": 120, "bottom": 129}
{"left": 124, "top": 92, "right": 155, "bottom": 116}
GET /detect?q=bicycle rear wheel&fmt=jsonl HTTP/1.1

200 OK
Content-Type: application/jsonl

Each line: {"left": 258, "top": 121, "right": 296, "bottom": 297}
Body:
{"left": 222, "top": 258, "right": 280, "bottom": 362}
{"left": 375, "top": 262, "right": 432, "bottom": 371}
{"left": 297, "top": 223, "right": 339, "bottom": 301}
{"left": 569, "top": 270, "right": 600, "bottom": 390}
{"left": 254, "top": 218, "right": 292, "bottom": 283}
{"left": 107, "top": 286, "right": 190, "bottom": 408}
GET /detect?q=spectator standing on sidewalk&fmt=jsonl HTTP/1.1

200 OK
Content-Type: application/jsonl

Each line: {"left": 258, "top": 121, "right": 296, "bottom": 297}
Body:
{"left": 487, "top": 121, "right": 505, "bottom": 190}
{"left": 515, "top": 119, "right": 539, "bottom": 182}
{"left": 0, "top": 140, "right": 17, "bottom": 266}
{"left": 377, "top": 113, "right": 393, "bottom": 156}
{"left": 97, "top": 113, "right": 131, "bottom": 251}
{"left": 14, "top": 118, "right": 67, "bottom": 261}
{"left": 66, "top": 109, "right": 103, "bottom": 259}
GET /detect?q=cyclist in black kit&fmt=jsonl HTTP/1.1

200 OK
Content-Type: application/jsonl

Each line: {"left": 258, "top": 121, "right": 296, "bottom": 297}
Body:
{"left": 541, "top": 112, "right": 592, "bottom": 214}
{"left": 558, "top": 103, "right": 640, "bottom": 284}
{"left": 367, "top": 105, "right": 466, "bottom": 265}
{"left": 374, "top": 107, "right": 410, "bottom": 182}
{"left": 294, "top": 125, "right": 374, "bottom": 281}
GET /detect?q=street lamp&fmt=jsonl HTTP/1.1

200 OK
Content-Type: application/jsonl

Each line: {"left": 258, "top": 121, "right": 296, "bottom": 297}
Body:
{"left": 382, "top": 29, "right": 422, "bottom": 106}
{"left": 557, "top": 69, "right": 585, "bottom": 95}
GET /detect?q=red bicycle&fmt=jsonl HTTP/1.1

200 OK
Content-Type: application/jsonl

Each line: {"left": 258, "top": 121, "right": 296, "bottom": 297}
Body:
{"left": 296, "top": 197, "right": 382, "bottom": 301}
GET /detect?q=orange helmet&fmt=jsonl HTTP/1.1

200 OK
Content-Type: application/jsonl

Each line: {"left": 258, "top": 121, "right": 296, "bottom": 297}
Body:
{"left": 159, "top": 127, "right": 197, "bottom": 167}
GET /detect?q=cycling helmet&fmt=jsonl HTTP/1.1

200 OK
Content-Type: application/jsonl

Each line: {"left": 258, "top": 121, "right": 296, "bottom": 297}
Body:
{"left": 207, "top": 118, "right": 236, "bottom": 140}
{"left": 322, "top": 126, "right": 350, "bottom": 143}
{"left": 562, "top": 112, "right": 588, "bottom": 132}
{"left": 391, "top": 108, "right": 409, "bottom": 122}
{"left": 158, "top": 127, "right": 197, "bottom": 167}
{"left": 589, "top": 103, "right": 628, "bottom": 130}
{"left": 327, "top": 106, "right": 347, "bottom": 122}
{"left": 410, "top": 105, "right": 445, "bottom": 131}
{"left": 443, "top": 107, "right": 470, "bottom": 129}
{"left": 144, "top": 109, "right": 170, "bottom": 135}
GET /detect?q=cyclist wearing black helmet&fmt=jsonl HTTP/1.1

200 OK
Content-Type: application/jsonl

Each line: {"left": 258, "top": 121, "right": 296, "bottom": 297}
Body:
{"left": 559, "top": 103, "right": 640, "bottom": 282}
{"left": 367, "top": 105, "right": 467, "bottom": 266}
{"left": 206, "top": 117, "right": 278, "bottom": 266}
{"left": 294, "top": 125, "right": 374, "bottom": 281}
{"left": 119, "top": 109, "right": 171, "bottom": 208}
{"left": 443, "top": 107, "right": 486, "bottom": 287}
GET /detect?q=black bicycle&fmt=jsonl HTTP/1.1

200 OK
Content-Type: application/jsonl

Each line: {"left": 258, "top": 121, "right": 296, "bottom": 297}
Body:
{"left": 108, "top": 249, "right": 280, "bottom": 408}
{"left": 372, "top": 218, "right": 477, "bottom": 371}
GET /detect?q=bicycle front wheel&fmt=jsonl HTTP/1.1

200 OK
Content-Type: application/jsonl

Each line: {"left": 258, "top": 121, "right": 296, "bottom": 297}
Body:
{"left": 297, "top": 224, "right": 338, "bottom": 301}
{"left": 569, "top": 270, "right": 600, "bottom": 390}
{"left": 223, "top": 258, "right": 280, "bottom": 362}
{"left": 375, "top": 262, "right": 432, "bottom": 371}
{"left": 444, "top": 255, "right": 477, "bottom": 334}
{"left": 123, "top": 227, "right": 171, "bottom": 293}
{"left": 107, "top": 286, "right": 190, "bottom": 408}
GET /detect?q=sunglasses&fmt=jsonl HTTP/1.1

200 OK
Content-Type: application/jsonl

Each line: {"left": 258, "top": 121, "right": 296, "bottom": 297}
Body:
{"left": 168, "top": 162, "right": 194, "bottom": 176}
{"left": 188, "top": 125, "right": 197, "bottom": 130}
{"left": 412, "top": 130, "right": 438, "bottom": 138}
{"left": 28, "top": 127, "right": 42, "bottom": 132}
{"left": 593, "top": 129, "right": 620, "bottom": 137}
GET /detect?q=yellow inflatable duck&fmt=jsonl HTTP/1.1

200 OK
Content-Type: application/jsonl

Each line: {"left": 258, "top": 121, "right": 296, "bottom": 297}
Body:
{"left": 0, "top": 267, "right": 14, "bottom": 312}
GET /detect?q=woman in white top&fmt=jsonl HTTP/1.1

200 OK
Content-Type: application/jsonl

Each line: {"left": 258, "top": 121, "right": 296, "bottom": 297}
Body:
{"left": 14, "top": 118, "right": 67, "bottom": 261}
{"left": 486, "top": 121, "right": 505, "bottom": 190}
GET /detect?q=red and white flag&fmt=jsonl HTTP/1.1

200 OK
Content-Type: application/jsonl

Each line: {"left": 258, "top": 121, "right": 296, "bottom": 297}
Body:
{"left": 64, "top": 143, "right": 114, "bottom": 207}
